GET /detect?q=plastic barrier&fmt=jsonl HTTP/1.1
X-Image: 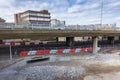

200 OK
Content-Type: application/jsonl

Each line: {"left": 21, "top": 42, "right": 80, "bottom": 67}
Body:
{"left": 5, "top": 42, "right": 10, "bottom": 45}
{"left": 44, "top": 50, "right": 50, "bottom": 54}
{"left": 19, "top": 51, "right": 29, "bottom": 56}
{"left": 1, "top": 42, "right": 5, "bottom": 45}
{"left": 87, "top": 47, "right": 93, "bottom": 51}
{"left": 108, "top": 52, "right": 114, "bottom": 54}
{"left": 80, "top": 48, "right": 85, "bottom": 52}
{"left": 75, "top": 48, "right": 81, "bottom": 53}
{"left": 10, "top": 42, "right": 15, "bottom": 46}
{"left": 57, "top": 49, "right": 64, "bottom": 54}
{"left": 70, "top": 48, "right": 75, "bottom": 53}
{"left": 15, "top": 42, "right": 21, "bottom": 45}
{"left": 28, "top": 51, "right": 36, "bottom": 56}
{"left": 39, "top": 42, "right": 43, "bottom": 45}
{"left": 50, "top": 49, "right": 57, "bottom": 54}
{"left": 19, "top": 47, "right": 94, "bottom": 57}
{"left": 36, "top": 50, "right": 44, "bottom": 55}
{"left": 30, "top": 42, "right": 35, "bottom": 45}
{"left": 0, "top": 41, "right": 44, "bottom": 46}
{"left": 20, "top": 42, "right": 25, "bottom": 45}
{"left": 63, "top": 49, "right": 70, "bottom": 54}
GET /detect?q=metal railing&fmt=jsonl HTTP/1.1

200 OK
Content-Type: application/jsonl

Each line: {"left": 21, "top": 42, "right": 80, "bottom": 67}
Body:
{"left": 0, "top": 24, "right": 118, "bottom": 31}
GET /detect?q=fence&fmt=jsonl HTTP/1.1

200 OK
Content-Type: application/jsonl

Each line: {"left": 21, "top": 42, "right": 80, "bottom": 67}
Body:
{"left": 0, "top": 41, "right": 44, "bottom": 46}
{"left": 19, "top": 47, "right": 93, "bottom": 56}
{"left": 0, "top": 23, "right": 118, "bottom": 31}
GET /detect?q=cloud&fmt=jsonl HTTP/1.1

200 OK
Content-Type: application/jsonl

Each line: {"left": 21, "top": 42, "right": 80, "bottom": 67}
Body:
{"left": 115, "top": 17, "right": 120, "bottom": 21}
{"left": 106, "top": 0, "right": 120, "bottom": 7}
{"left": 76, "top": 0, "right": 84, "bottom": 3}
{"left": 0, "top": 0, "right": 15, "bottom": 7}
{"left": 68, "top": 3, "right": 100, "bottom": 13}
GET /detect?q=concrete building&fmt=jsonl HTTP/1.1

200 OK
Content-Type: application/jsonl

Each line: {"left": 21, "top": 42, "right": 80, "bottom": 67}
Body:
{"left": 51, "top": 19, "right": 66, "bottom": 29}
{"left": 0, "top": 17, "right": 14, "bottom": 28}
{"left": 0, "top": 23, "right": 14, "bottom": 28}
{"left": 14, "top": 10, "right": 51, "bottom": 28}
{"left": 67, "top": 24, "right": 117, "bottom": 30}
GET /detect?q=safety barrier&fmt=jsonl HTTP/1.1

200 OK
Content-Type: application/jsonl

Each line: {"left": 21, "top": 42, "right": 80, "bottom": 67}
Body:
{"left": 0, "top": 41, "right": 44, "bottom": 46}
{"left": 19, "top": 47, "right": 93, "bottom": 56}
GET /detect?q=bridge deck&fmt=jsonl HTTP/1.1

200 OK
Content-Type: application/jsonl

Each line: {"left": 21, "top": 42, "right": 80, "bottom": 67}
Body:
{"left": 0, "top": 29, "right": 119, "bottom": 39}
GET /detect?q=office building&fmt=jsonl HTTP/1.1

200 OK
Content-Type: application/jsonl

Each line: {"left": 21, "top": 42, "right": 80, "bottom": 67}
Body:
{"left": 14, "top": 10, "right": 51, "bottom": 28}
{"left": 51, "top": 19, "right": 66, "bottom": 29}
{"left": 0, "top": 17, "right": 14, "bottom": 28}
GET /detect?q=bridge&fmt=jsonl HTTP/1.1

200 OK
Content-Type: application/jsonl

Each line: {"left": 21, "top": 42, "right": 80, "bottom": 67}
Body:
{"left": 0, "top": 29, "right": 119, "bottom": 39}
{"left": 0, "top": 28, "right": 120, "bottom": 54}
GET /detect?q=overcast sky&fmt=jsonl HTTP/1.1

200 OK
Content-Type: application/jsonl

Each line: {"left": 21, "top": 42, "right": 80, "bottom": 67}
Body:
{"left": 0, "top": 0, "right": 120, "bottom": 26}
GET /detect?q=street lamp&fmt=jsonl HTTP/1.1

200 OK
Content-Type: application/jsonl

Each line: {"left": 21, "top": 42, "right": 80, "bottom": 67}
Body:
{"left": 9, "top": 45, "right": 13, "bottom": 63}
{"left": 100, "top": 0, "right": 103, "bottom": 27}
{"left": 112, "top": 39, "right": 115, "bottom": 48}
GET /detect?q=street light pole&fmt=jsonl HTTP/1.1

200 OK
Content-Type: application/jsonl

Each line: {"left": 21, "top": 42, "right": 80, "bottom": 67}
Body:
{"left": 100, "top": 0, "right": 103, "bottom": 27}
{"left": 113, "top": 40, "right": 115, "bottom": 48}
{"left": 9, "top": 45, "right": 13, "bottom": 63}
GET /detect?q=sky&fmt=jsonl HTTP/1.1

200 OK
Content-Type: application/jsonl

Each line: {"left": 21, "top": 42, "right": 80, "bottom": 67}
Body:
{"left": 0, "top": 0, "right": 120, "bottom": 26}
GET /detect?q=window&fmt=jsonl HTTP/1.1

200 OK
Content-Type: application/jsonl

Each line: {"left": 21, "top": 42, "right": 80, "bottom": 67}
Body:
{"left": 29, "top": 17, "right": 37, "bottom": 20}
{"left": 23, "top": 17, "right": 29, "bottom": 20}
{"left": 21, "top": 13, "right": 29, "bottom": 17}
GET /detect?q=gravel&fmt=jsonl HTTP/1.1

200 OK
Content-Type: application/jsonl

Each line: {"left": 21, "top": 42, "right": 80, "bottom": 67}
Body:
{"left": 80, "top": 53, "right": 119, "bottom": 62}
{"left": 1, "top": 53, "right": 120, "bottom": 80}
{"left": 20, "top": 65, "right": 85, "bottom": 80}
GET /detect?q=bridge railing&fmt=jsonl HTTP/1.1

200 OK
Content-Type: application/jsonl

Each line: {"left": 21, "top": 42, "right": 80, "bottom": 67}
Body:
{"left": 0, "top": 24, "right": 118, "bottom": 31}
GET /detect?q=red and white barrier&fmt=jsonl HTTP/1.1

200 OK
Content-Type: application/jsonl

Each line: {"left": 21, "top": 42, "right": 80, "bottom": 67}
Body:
{"left": 19, "top": 47, "right": 93, "bottom": 56}
{"left": 0, "top": 41, "right": 44, "bottom": 46}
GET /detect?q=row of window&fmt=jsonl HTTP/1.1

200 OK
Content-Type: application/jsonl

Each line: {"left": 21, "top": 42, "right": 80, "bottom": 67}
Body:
{"left": 30, "top": 22, "right": 49, "bottom": 24}
{"left": 30, "top": 24, "right": 50, "bottom": 26}
{"left": 23, "top": 17, "right": 50, "bottom": 21}
{"left": 21, "top": 12, "right": 50, "bottom": 17}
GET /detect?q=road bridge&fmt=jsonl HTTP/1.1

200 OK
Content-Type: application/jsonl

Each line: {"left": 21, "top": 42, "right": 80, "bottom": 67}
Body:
{"left": 0, "top": 29, "right": 120, "bottom": 54}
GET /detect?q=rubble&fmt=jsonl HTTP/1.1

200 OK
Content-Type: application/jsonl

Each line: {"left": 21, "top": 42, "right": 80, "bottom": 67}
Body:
{"left": 1, "top": 53, "right": 120, "bottom": 80}
{"left": 20, "top": 65, "right": 85, "bottom": 80}
{"left": 81, "top": 53, "right": 119, "bottom": 62}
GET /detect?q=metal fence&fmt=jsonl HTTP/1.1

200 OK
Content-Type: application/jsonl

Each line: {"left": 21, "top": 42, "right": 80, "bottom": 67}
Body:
{"left": 0, "top": 23, "right": 118, "bottom": 31}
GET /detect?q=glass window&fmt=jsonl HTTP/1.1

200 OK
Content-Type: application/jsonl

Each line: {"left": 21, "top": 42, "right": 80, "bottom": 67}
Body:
{"left": 23, "top": 17, "right": 29, "bottom": 20}
{"left": 21, "top": 13, "right": 29, "bottom": 17}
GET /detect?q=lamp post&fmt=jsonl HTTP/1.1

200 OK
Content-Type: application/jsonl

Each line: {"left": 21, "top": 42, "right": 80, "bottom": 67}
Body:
{"left": 112, "top": 39, "right": 115, "bottom": 48}
{"left": 9, "top": 45, "right": 13, "bottom": 63}
{"left": 100, "top": 0, "right": 103, "bottom": 27}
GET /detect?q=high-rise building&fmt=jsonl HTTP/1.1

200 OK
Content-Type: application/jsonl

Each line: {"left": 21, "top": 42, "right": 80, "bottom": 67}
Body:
{"left": 14, "top": 10, "right": 51, "bottom": 27}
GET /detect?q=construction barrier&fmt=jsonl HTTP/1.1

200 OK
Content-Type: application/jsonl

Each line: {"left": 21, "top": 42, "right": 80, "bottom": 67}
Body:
{"left": 19, "top": 47, "right": 93, "bottom": 56}
{"left": 0, "top": 41, "right": 44, "bottom": 46}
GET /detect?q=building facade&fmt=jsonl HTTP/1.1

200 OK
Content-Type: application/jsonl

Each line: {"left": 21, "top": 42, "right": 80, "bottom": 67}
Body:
{"left": 14, "top": 10, "right": 51, "bottom": 28}
{"left": 0, "top": 17, "right": 14, "bottom": 28}
{"left": 67, "top": 24, "right": 117, "bottom": 30}
{"left": 51, "top": 19, "right": 66, "bottom": 29}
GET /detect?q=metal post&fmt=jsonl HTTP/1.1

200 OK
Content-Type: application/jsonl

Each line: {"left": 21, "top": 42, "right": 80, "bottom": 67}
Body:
{"left": 9, "top": 45, "right": 13, "bottom": 63}
{"left": 100, "top": 0, "right": 103, "bottom": 27}
{"left": 113, "top": 40, "right": 115, "bottom": 48}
